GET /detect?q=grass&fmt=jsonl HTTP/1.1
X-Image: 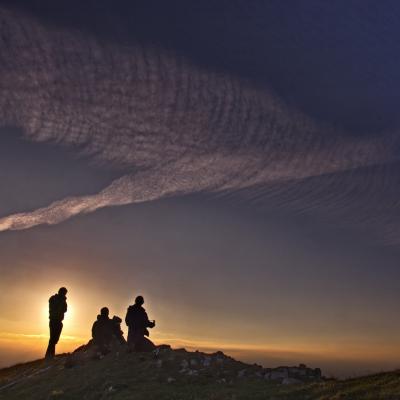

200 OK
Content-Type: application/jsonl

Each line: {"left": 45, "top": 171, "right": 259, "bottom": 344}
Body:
{"left": 0, "top": 348, "right": 399, "bottom": 400}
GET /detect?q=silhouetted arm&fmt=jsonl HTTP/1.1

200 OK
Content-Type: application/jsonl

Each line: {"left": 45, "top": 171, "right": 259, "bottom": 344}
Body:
{"left": 125, "top": 307, "right": 132, "bottom": 326}
{"left": 144, "top": 310, "right": 155, "bottom": 328}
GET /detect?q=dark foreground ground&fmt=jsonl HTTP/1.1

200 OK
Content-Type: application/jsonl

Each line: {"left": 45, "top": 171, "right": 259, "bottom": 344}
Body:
{"left": 0, "top": 347, "right": 399, "bottom": 400}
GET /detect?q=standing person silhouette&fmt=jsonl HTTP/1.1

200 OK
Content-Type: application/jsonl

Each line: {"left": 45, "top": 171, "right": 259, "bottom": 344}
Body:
{"left": 125, "top": 296, "right": 156, "bottom": 352}
{"left": 45, "top": 287, "right": 68, "bottom": 359}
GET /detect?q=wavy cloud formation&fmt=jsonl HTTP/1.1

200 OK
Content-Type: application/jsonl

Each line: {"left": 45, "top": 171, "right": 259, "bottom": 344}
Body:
{"left": 0, "top": 7, "right": 399, "bottom": 242}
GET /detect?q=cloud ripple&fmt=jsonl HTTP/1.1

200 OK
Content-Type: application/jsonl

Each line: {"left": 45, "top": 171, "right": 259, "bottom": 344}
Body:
{"left": 0, "top": 7, "right": 398, "bottom": 243}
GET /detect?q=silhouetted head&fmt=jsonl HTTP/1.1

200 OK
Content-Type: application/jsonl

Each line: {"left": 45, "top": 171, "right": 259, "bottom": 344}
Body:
{"left": 100, "top": 307, "right": 109, "bottom": 317}
{"left": 112, "top": 316, "right": 122, "bottom": 323}
{"left": 135, "top": 296, "right": 144, "bottom": 306}
{"left": 58, "top": 287, "right": 68, "bottom": 296}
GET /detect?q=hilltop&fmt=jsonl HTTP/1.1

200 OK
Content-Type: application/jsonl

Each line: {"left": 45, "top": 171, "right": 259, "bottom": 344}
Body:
{"left": 0, "top": 346, "right": 399, "bottom": 400}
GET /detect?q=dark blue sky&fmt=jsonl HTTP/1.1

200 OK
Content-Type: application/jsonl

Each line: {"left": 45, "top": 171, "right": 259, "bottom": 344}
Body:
{"left": 5, "top": 0, "right": 400, "bottom": 133}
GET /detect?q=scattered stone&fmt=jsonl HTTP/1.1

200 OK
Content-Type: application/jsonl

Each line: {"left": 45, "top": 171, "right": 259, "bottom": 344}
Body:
{"left": 314, "top": 368, "right": 322, "bottom": 379}
{"left": 282, "top": 377, "right": 303, "bottom": 385}
{"left": 167, "top": 377, "right": 176, "bottom": 383}
{"left": 237, "top": 369, "right": 247, "bottom": 378}
{"left": 297, "top": 368, "right": 307, "bottom": 376}
{"left": 212, "top": 351, "right": 226, "bottom": 365}
{"left": 50, "top": 389, "right": 64, "bottom": 397}
{"left": 64, "top": 355, "right": 82, "bottom": 369}
{"left": 263, "top": 365, "right": 323, "bottom": 384}
{"left": 158, "top": 344, "right": 172, "bottom": 351}
{"left": 108, "top": 383, "right": 128, "bottom": 392}
{"left": 189, "top": 359, "right": 198, "bottom": 367}
{"left": 187, "top": 369, "right": 198, "bottom": 376}
{"left": 153, "top": 348, "right": 160, "bottom": 358}
{"left": 202, "top": 357, "right": 211, "bottom": 367}
{"left": 270, "top": 369, "right": 289, "bottom": 381}
{"left": 215, "top": 357, "right": 224, "bottom": 365}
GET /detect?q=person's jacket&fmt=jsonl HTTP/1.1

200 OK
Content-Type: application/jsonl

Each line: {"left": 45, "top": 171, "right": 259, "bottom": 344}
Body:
{"left": 49, "top": 293, "right": 67, "bottom": 321}
{"left": 92, "top": 315, "right": 113, "bottom": 344}
{"left": 125, "top": 304, "right": 154, "bottom": 336}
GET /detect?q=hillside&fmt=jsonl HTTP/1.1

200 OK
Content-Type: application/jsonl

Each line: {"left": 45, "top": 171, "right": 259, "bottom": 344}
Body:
{"left": 0, "top": 346, "right": 399, "bottom": 400}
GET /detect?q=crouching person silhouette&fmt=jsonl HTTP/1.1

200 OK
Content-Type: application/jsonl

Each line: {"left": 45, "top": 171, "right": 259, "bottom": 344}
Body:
{"left": 125, "top": 296, "right": 156, "bottom": 352}
{"left": 45, "top": 287, "right": 68, "bottom": 359}
{"left": 92, "top": 307, "right": 113, "bottom": 354}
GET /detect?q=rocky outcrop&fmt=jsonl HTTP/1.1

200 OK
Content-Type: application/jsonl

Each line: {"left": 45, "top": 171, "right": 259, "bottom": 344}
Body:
{"left": 160, "top": 348, "right": 323, "bottom": 385}
{"left": 66, "top": 344, "right": 323, "bottom": 386}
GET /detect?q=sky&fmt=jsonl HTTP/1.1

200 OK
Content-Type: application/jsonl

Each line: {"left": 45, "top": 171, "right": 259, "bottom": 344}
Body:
{"left": 1, "top": 0, "right": 400, "bottom": 377}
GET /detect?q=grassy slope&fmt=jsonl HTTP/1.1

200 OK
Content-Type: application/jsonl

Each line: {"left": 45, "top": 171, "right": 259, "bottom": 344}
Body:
{"left": 0, "top": 349, "right": 400, "bottom": 400}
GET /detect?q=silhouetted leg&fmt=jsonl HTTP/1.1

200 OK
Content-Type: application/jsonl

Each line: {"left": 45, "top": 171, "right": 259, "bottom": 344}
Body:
{"left": 127, "top": 328, "right": 136, "bottom": 352}
{"left": 141, "top": 337, "right": 156, "bottom": 352}
{"left": 45, "top": 320, "right": 63, "bottom": 359}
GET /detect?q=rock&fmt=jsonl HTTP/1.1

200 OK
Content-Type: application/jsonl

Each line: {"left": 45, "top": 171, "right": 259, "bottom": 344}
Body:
{"left": 213, "top": 351, "right": 226, "bottom": 365}
{"left": 187, "top": 369, "right": 198, "bottom": 376}
{"left": 49, "top": 390, "right": 64, "bottom": 397}
{"left": 270, "top": 369, "right": 289, "bottom": 381}
{"left": 156, "top": 359, "right": 163, "bottom": 368}
{"left": 180, "top": 359, "right": 189, "bottom": 369}
{"left": 189, "top": 359, "right": 198, "bottom": 367}
{"left": 282, "top": 377, "right": 302, "bottom": 385}
{"left": 167, "top": 377, "right": 175, "bottom": 383}
{"left": 237, "top": 369, "right": 246, "bottom": 378}
{"left": 202, "top": 358, "right": 211, "bottom": 367}
{"left": 297, "top": 368, "right": 307, "bottom": 376}
{"left": 157, "top": 344, "right": 172, "bottom": 351}
{"left": 64, "top": 356, "right": 82, "bottom": 369}
{"left": 152, "top": 348, "right": 160, "bottom": 358}
{"left": 314, "top": 368, "right": 322, "bottom": 379}
{"left": 108, "top": 383, "right": 128, "bottom": 392}
{"left": 216, "top": 357, "right": 224, "bottom": 365}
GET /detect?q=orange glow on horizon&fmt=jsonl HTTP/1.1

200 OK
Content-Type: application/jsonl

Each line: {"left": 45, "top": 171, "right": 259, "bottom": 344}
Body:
{"left": 1, "top": 280, "right": 400, "bottom": 377}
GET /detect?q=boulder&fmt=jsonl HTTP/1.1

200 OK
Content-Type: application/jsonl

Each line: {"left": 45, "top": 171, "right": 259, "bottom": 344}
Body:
{"left": 282, "top": 377, "right": 302, "bottom": 385}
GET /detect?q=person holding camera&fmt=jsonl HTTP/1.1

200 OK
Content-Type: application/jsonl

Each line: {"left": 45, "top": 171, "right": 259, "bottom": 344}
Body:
{"left": 125, "top": 295, "right": 156, "bottom": 352}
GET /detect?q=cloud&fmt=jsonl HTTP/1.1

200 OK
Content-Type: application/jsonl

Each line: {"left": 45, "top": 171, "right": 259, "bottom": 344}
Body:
{"left": 0, "top": 7, "right": 399, "bottom": 240}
